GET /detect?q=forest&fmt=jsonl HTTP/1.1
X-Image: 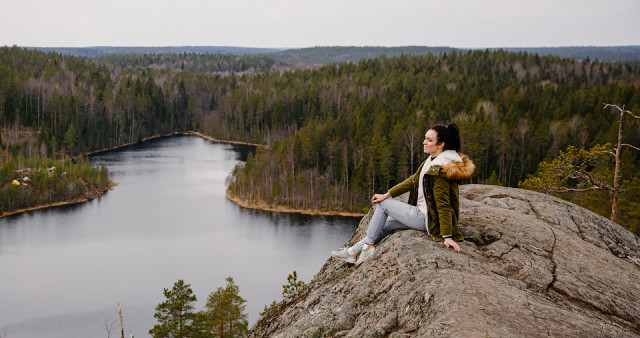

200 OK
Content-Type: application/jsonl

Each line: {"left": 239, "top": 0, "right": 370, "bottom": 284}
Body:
{"left": 0, "top": 46, "right": 639, "bottom": 234}
{"left": 30, "top": 46, "right": 283, "bottom": 58}
{"left": 31, "top": 45, "right": 640, "bottom": 63}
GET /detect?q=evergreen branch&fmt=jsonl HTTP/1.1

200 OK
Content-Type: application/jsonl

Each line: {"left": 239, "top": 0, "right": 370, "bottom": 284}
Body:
{"left": 583, "top": 171, "right": 603, "bottom": 189}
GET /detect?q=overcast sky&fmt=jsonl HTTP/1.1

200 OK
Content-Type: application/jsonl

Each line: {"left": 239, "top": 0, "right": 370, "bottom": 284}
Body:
{"left": 1, "top": 0, "right": 639, "bottom": 48}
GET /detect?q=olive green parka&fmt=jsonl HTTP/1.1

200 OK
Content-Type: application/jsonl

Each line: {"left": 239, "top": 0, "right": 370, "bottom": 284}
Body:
{"left": 387, "top": 151, "right": 475, "bottom": 241}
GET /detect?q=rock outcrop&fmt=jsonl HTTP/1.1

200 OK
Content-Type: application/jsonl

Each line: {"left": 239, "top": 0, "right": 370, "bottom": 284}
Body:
{"left": 251, "top": 185, "right": 640, "bottom": 337}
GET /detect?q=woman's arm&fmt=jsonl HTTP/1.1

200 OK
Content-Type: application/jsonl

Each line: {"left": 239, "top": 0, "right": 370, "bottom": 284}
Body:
{"left": 444, "top": 237, "right": 460, "bottom": 252}
{"left": 387, "top": 173, "right": 415, "bottom": 198}
{"left": 433, "top": 177, "right": 460, "bottom": 252}
{"left": 374, "top": 170, "right": 414, "bottom": 203}
{"left": 371, "top": 192, "right": 390, "bottom": 204}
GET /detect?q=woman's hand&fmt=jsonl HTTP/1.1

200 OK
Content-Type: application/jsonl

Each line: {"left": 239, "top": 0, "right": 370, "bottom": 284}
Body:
{"left": 371, "top": 192, "right": 390, "bottom": 204}
{"left": 444, "top": 238, "right": 460, "bottom": 252}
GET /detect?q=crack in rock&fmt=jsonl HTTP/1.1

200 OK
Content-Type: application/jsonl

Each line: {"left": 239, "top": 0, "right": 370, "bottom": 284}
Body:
{"left": 568, "top": 208, "right": 587, "bottom": 242}
{"left": 524, "top": 294, "right": 540, "bottom": 321}
{"left": 546, "top": 223, "right": 558, "bottom": 291}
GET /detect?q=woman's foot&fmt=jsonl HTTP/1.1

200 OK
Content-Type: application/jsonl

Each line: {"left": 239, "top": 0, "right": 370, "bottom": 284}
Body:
{"left": 331, "top": 247, "right": 357, "bottom": 264}
{"left": 356, "top": 244, "right": 375, "bottom": 266}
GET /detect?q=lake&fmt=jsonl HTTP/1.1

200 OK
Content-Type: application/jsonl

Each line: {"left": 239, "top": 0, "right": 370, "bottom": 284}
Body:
{"left": 0, "top": 135, "right": 359, "bottom": 338}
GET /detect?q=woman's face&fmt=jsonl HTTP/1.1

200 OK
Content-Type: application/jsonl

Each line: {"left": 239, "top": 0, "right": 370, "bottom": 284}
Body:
{"left": 423, "top": 129, "right": 444, "bottom": 156}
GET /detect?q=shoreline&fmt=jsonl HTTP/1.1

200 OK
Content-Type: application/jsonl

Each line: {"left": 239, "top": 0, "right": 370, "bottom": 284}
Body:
{"left": 226, "top": 191, "right": 365, "bottom": 218}
{"left": 0, "top": 181, "right": 117, "bottom": 219}
{"left": 3, "top": 131, "right": 260, "bottom": 220}
{"left": 83, "top": 131, "right": 264, "bottom": 157}
{"left": 183, "top": 131, "right": 265, "bottom": 148}
{"left": 83, "top": 133, "right": 178, "bottom": 156}
{"left": 4, "top": 133, "right": 358, "bottom": 220}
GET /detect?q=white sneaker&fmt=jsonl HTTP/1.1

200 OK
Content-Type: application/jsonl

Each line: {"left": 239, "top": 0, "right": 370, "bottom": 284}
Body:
{"left": 331, "top": 247, "right": 357, "bottom": 264}
{"left": 356, "top": 245, "right": 375, "bottom": 266}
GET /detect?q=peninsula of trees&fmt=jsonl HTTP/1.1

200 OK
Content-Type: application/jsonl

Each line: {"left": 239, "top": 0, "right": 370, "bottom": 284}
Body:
{"left": 0, "top": 46, "right": 638, "bottom": 235}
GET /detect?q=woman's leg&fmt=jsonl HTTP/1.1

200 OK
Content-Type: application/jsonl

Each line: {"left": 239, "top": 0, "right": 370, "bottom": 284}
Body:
{"left": 333, "top": 198, "right": 425, "bottom": 264}
{"left": 354, "top": 198, "right": 425, "bottom": 252}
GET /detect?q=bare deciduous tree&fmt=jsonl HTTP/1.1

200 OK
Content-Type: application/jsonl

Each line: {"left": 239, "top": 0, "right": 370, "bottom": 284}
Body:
{"left": 403, "top": 125, "right": 419, "bottom": 174}
{"left": 568, "top": 115, "right": 582, "bottom": 139}
{"left": 549, "top": 120, "right": 564, "bottom": 155}
{"left": 118, "top": 302, "right": 125, "bottom": 338}
{"left": 104, "top": 316, "right": 118, "bottom": 338}
{"left": 577, "top": 128, "right": 590, "bottom": 148}
{"left": 514, "top": 118, "right": 531, "bottom": 182}
{"left": 605, "top": 104, "right": 640, "bottom": 223}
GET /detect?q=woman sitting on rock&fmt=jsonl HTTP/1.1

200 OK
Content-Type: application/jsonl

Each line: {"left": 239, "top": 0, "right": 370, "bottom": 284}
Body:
{"left": 331, "top": 124, "right": 475, "bottom": 266}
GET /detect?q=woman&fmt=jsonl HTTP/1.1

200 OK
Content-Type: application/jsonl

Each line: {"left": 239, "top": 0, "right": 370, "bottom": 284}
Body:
{"left": 331, "top": 124, "right": 475, "bottom": 266}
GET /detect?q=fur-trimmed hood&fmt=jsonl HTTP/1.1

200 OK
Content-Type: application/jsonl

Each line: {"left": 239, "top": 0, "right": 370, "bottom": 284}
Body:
{"left": 425, "top": 150, "right": 475, "bottom": 180}
{"left": 443, "top": 153, "right": 475, "bottom": 180}
{"left": 387, "top": 151, "right": 476, "bottom": 205}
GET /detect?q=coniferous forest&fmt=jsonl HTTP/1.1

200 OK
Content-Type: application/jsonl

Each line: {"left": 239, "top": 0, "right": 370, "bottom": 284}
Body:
{"left": 1, "top": 46, "right": 639, "bottom": 235}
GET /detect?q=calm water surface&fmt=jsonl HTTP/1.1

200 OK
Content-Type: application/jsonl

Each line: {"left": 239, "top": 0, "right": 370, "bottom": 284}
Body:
{"left": 0, "top": 136, "right": 358, "bottom": 337}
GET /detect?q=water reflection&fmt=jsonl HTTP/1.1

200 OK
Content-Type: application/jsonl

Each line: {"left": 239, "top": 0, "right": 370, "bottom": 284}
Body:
{"left": 0, "top": 136, "right": 359, "bottom": 338}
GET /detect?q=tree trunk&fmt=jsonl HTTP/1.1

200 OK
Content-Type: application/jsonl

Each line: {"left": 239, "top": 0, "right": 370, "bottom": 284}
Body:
{"left": 118, "top": 303, "right": 124, "bottom": 338}
{"left": 611, "top": 109, "right": 623, "bottom": 223}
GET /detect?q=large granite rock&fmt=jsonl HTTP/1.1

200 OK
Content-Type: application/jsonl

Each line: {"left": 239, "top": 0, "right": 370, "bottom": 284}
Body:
{"left": 250, "top": 185, "right": 640, "bottom": 337}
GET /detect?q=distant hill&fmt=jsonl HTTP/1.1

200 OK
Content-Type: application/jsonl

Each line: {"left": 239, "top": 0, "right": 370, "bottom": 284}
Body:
{"left": 496, "top": 46, "right": 640, "bottom": 62}
{"left": 268, "top": 46, "right": 461, "bottom": 64}
{"left": 269, "top": 46, "right": 640, "bottom": 64}
{"left": 24, "top": 46, "right": 285, "bottom": 57}
{"left": 19, "top": 45, "right": 640, "bottom": 63}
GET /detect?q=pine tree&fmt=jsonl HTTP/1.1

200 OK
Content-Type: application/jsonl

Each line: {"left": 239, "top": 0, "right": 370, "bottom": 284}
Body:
{"left": 282, "top": 270, "right": 306, "bottom": 298}
{"left": 149, "top": 279, "right": 198, "bottom": 338}
{"left": 204, "top": 277, "right": 248, "bottom": 338}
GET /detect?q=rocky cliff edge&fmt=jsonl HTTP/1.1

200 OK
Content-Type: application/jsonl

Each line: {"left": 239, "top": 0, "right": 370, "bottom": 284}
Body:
{"left": 251, "top": 185, "right": 640, "bottom": 337}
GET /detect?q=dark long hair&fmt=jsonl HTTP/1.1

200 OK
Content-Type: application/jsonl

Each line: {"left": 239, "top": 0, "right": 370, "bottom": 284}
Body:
{"left": 431, "top": 124, "right": 462, "bottom": 153}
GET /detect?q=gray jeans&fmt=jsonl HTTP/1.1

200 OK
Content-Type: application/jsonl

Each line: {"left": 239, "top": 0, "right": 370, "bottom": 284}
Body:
{"left": 353, "top": 198, "right": 426, "bottom": 253}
